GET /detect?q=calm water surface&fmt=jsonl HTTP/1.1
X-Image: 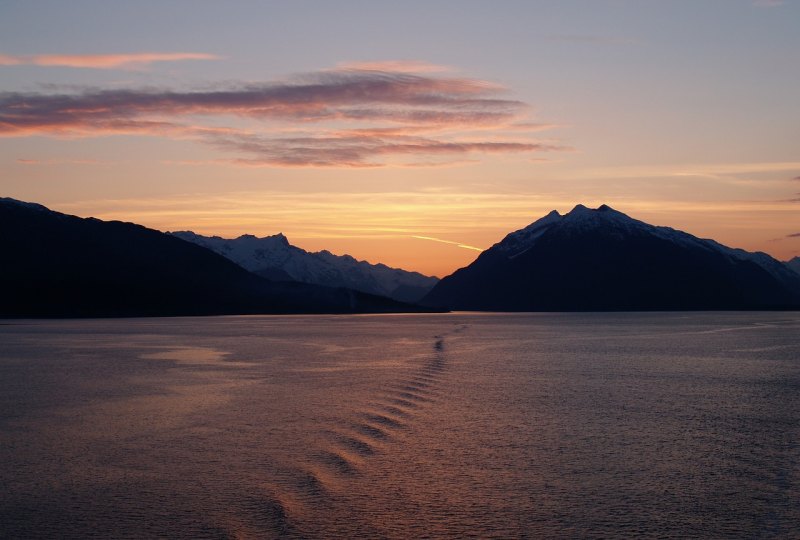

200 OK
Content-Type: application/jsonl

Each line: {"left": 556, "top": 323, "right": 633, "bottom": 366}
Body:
{"left": 1, "top": 313, "right": 798, "bottom": 538}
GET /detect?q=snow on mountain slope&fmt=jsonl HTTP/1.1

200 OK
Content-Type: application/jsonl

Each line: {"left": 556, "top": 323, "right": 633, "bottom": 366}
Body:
{"left": 493, "top": 204, "right": 798, "bottom": 286}
{"left": 423, "top": 204, "right": 800, "bottom": 311}
{"left": 787, "top": 257, "right": 800, "bottom": 275}
{"left": 171, "top": 231, "right": 438, "bottom": 303}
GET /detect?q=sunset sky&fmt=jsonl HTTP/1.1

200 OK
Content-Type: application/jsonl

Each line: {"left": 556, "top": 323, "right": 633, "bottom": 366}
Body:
{"left": 2, "top": 0, "right": 798, "bottom": 277}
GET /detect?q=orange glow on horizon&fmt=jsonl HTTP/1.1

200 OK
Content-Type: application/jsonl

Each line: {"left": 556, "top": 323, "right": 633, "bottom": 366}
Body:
{"left": 28, "top": 191, "right": 799, "bottom": 278}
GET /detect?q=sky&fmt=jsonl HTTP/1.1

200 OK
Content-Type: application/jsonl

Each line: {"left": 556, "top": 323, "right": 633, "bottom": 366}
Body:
{"left": 1, "top": 0, "right": 798, "bottom": 277}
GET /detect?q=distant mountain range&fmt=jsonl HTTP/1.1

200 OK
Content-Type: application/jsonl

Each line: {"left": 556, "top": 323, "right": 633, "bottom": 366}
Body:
{"left": 0, "top": 198, "right": 428, "bottom": 317}
{"left": 171, "top": 231, "right": 438, "bottom": 303}
{"left": 3, "top": 197, "right": 799, "bottom": 317}
{"left": 423, "top": 204, "right": 800, "bottom": 311}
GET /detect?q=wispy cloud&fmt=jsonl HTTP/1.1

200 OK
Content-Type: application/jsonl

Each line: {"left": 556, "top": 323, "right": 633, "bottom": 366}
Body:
{"left": 788, "top": 232, "right": 800, "bottom": 238}
{"left": 334, "top": 60, "right": 451, "bottom": 73}
{"left": 48, "top": 191, "right": 800, "bottom": 272}
{"left": 544, "top": 34, "right": 637, "bottom": 46}
{"left": 777, "top": 191, "right": 800, "bottom": 202}
{"left": 51, "top": 190, "right": 800, "bottom": 244}
{"left": 16, "top": 157, "right": 102, "bottom": 165}
{"left": 411, "top": 235, "right": 484, "bottom": 251}
{"left": 0, "top": 52, "right": 220, "bottom": 69}
{"left": 53, "top": 190, "right": 575, "bottom": 239}
{"left": 0, "top": 62, "right": 563, "bottom": 167}
{"left": 753, "top": 0, "right": 784, "bottom": 7}
{"left": 577, "top": 161, "right": 800, "bottom": 180}
{"left": 213, "top": 134, "right": 560, "bottom": 168}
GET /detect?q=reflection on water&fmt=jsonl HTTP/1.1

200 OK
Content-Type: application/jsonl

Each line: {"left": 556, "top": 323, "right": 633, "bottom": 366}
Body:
{"left": 1, "top": 313, "right": 798, "bottom": 538}
{"left": 141, "top": 346, "right": 229, "bottom": 363}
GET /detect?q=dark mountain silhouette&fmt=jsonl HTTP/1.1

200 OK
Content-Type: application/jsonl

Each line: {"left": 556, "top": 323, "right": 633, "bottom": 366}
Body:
{"left": 423, "top": 204, "right": 800, "bottom": 311}
{"left": 0, "top": 198, "right": 429, "bottom": 317}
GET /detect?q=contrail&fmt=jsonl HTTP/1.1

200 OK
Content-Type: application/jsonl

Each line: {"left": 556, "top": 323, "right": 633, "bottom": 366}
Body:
{"left": 411, "top": 235, "right": 484, "bottom": 252}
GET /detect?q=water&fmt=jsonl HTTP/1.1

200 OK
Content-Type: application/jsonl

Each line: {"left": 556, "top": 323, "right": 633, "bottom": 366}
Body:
{"left": 1, "top": 312, "right": 798, "bottom": 538}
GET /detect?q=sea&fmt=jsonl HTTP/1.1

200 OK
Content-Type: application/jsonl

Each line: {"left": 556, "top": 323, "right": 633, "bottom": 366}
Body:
{"left": 1, "top": 312, "right": 798, "bottom": 539}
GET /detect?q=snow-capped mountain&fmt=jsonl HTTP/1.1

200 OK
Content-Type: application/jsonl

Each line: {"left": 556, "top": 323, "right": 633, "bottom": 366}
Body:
{"left": 423, "top": 204, "right": 800, "bottom": 311}
{"left": 171, "top": 231, "right": 438, "bottom": 303}
{"left": 501, "top": 204, "right": 799, "bottom": 288}
{"left": 787, "top": 257, "right": 800, "bottom": 275}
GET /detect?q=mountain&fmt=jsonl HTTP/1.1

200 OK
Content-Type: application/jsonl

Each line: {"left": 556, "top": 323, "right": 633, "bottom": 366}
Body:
{"left": 170, "top": 231, "right": 438, "bottom": 303}
{"left": 0, "top": 198, "right": 428, "bottom": 317}
{"left": 787, "top": 257, "right": 800, "bottom": 275}
{"left": 423, "top": 204, "right": 800, "bottom": 311}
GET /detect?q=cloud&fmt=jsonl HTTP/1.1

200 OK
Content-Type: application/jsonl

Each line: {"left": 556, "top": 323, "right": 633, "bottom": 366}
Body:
{"left": 578, "top": 162, "right": 800, "bottom": 180}
{"left": 411, "top": 235, "right": 484, "bottom": 252}
{"left": 0, "top": 63, "right": 563, "bottom": 167}
{"left": 788, "top": 233, "right": 800, "bottom": 238}
{"left": 334, "top": 60, "right": 451, "bottom": 73}
{"left": 211, "top": 133, "right": 563, "bottom": 168}
{"left": 16, "top": 157, "right": 101, "bottom": 165}
{"left": 544, "top": 34, "right": 637, "bottom": 46}
{"left": 781, "top": 192, "right": 800, "bottom": 202}
{"left": 753, "top": 0, "right": 784, "bottom": 7}
{"left": 53, "top": 190, "right": 577, "bottom": 235}
{"left": 0, "top": 52, "right": 220, "bottom": 69}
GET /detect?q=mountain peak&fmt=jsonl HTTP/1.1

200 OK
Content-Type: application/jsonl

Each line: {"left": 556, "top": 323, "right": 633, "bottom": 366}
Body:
{"left": 568, "top": 203, "right": 589, "bottom": 214}
{"left": 559, "top": 204, "right": 636, "bottom": 229}
{"left": 174, "top": 230, "right": 438, "bottom": 303}
{"left": 233, "top": 232, "right": 290, "bottom": 247}
{"left": 565, "top": 203, "right": 622, "bottom": 216}
{"left": 423, "top": 205, "right": 800, "bottom": 311}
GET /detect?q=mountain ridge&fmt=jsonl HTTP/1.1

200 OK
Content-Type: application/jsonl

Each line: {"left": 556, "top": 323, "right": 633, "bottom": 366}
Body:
{"left": 423, "top": 204, "right": 800, "bottom": 311}
{"left": 171, "top": 230, "right": 438, "bottom": 303}
{"left": 0, "top": 198, "right": 429, "bottom": 317}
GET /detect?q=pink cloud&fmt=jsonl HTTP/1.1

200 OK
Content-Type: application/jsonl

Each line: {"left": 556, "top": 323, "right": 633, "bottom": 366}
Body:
{"left": 0, "top": 63, "right": 564, "bottom": 167}
{"left": 0, "top": 52, "right": 220, "bottom": 69}
{"left": 211, "top": 132, "right": 565, "bottom": 167}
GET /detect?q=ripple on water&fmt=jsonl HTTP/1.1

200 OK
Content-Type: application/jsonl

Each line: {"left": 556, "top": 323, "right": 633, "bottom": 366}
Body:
{"left": 2, "top": 313, "right": 798, "bottom": 538}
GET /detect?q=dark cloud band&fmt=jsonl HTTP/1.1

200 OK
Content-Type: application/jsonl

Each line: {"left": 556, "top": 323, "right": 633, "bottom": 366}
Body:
{"left": 1, "top": 64, "right": 563, "bottom": 167}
